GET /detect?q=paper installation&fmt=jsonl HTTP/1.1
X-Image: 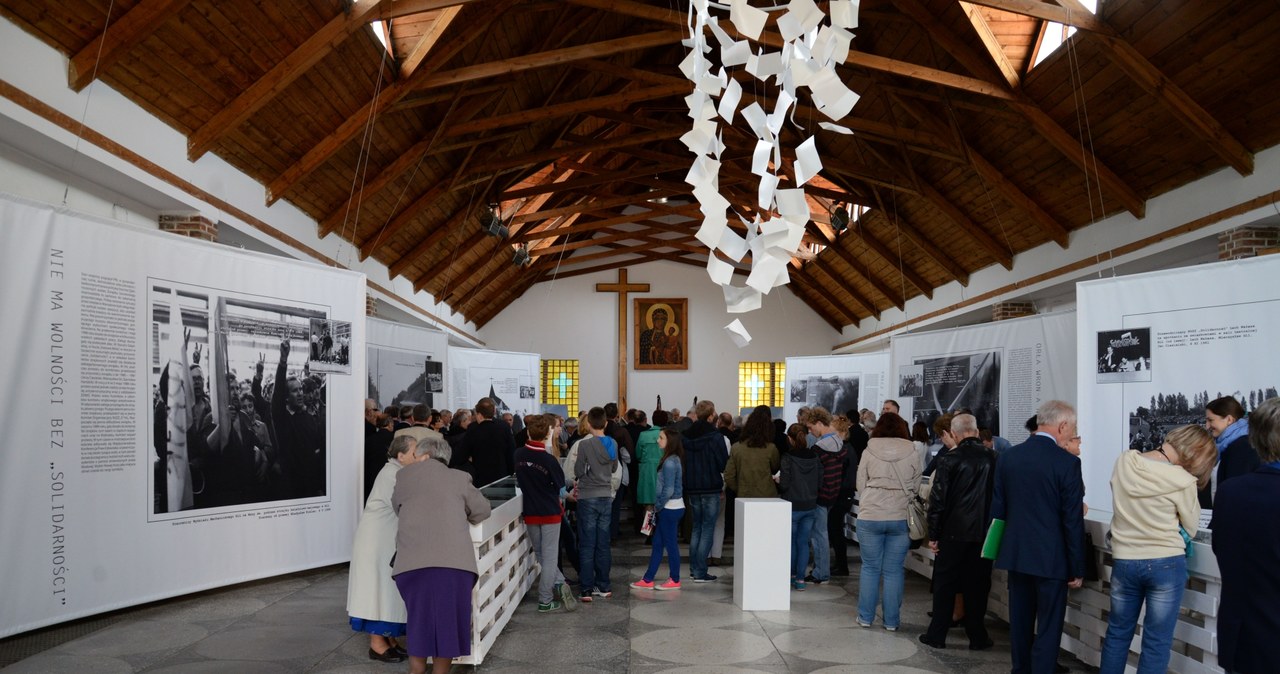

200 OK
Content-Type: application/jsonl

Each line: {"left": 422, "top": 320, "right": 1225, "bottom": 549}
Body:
{"left": 680, "top": 0, "right": 861, "bottom": 346}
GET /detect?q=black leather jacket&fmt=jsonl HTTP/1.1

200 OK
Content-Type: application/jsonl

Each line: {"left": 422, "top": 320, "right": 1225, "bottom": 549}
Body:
{"left": 926, "top": 437, "right": 997, "bottom": 543}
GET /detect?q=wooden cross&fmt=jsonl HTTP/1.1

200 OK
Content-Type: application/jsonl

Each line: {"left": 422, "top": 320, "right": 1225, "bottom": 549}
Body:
{"left": 595, "top": 268, "right": 649, "bottom": 410}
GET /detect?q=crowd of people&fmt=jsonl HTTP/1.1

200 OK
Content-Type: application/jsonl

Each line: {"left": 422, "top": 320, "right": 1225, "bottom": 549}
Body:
{"left": 347, "top": 391, "right": 1280, "bottom": 674}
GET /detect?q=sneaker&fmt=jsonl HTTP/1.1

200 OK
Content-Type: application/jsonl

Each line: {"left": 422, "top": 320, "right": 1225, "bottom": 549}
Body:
{"left": 885, "top": 625, "right": 899, "bottom": 632}
{"left": 592, "top": 589, "right": 613, "bottom": 599}
{"left": 792, "top": 580, "right": 806, "bottom": 591}
{"left": 537, "top": 600, "right": 563, "bottom": 613}
{"left": 630, "top": 579, "right": 656, "bottom": 590}
{"left": 693, "top": 574, "right": 718, "bottom": 583}
{"left": 655, "top": 579, "right": 682, "bottom": 591}
{"left": 557, "top": 583, "right": 579, "bottom": 612}
{"left": 857, "top": 620, "right": 873, "bottom": 628}
{"left": 578, "top": 592, "right": 593, "bottom": 603}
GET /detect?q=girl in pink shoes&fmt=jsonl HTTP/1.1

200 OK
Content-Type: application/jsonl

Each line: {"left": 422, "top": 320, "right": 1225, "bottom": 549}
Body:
{"left": 633, "top": 428, "right": 686, "bottom": 591}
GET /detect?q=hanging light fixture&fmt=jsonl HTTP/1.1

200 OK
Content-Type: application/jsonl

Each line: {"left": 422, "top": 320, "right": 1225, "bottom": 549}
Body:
{"left": 480, "top": 202, "right": 508, "bottom": 239}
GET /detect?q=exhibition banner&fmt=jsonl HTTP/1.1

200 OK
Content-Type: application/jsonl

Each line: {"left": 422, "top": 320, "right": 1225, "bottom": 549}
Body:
{"left": 889, "top": 312, "right": 1076, "bottom": 444}
{"left": 1077, "top": 255, "right": 1280, "bottom": 508}
{"left": 0, "top": 197, "right": 365, "bottom": 637}
{"left": 366, "top": 317, "right": 449, "bottom": 412}
{"left": 446, "top": 347, "right": 541, "bottom": 417}
{"left": 784, "top": 352, "right": 890, "bottom": 422}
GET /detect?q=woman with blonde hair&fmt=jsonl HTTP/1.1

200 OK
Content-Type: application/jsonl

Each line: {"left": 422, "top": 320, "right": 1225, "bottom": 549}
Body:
{"left": 1099, "top": 424, "right": 1216, "bottom": 674}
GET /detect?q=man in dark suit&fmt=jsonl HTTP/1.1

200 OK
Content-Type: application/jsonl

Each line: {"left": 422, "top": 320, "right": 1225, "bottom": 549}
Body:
{"left": 991, "top": 400, "right": 1085, "bottom": 674}
{"left": 363, "top": 398, "right": 393, "bottom": 503}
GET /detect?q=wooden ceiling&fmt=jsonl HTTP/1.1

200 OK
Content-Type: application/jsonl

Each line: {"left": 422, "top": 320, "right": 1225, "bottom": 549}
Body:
{"left": 5, "top": 0, "right": 1280, "bottom": 329}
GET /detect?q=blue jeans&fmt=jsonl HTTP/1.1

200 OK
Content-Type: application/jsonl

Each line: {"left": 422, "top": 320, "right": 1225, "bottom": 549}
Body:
{"left": 577, "top": 497, "right": 612, "bottom": 593}
{"left": 688, "top": 493, "right": 720, "bottom": 579}
{"left": 856, "top": 518, "right": 910, "bottom": 627}
{"left": 1099, "top": 555, "right": 1186, "bottom": 674}
{"left": 644, "top": 507, "right": 684, "bottom": 582}
{"left": 809, "top": 505, "right": 830, "bottom": 581}
{"left": 791, "top": 509, "right": 816, "bottom": 580}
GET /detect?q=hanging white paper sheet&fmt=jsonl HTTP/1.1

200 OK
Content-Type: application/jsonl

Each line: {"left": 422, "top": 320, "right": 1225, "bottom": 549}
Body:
{"left": 725, "top": 318, "right": 753, "bottom": 347}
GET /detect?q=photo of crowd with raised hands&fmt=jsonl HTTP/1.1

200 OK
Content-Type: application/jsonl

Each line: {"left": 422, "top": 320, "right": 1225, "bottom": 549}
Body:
{"left": 151, "top": 284, "right": 329, "bottom": 514}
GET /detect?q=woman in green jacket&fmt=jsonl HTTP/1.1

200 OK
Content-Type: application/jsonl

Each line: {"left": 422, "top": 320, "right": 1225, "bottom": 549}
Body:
{"left": 635, "top": 409, "right": 667, "bottom": 509}
{"left": 725, "top": 406, "right": 781, "bottom": 498}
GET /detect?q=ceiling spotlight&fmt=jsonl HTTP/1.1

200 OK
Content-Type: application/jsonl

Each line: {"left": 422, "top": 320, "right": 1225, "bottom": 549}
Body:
{"left": 830, "top": 205, "right": 850, "bottom": 233}
{"left": 480, "top": 203, "right": 509, "bottom": 239}
{"left": 512, "top": 244, "right": 532, "bottom": 268}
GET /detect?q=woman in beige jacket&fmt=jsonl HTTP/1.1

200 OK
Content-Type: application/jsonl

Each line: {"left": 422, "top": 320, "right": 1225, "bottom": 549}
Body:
{"left": 855, "top": 412, "right": 921, "bottom": 631}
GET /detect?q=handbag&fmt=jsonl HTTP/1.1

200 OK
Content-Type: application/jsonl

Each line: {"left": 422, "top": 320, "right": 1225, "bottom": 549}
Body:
{"left": 889, "top": 460, "right": 928, "bottom": 542}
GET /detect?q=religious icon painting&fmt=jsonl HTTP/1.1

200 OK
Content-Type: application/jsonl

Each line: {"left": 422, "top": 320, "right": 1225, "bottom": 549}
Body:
{"left": 634, "top": 298, "right": 688, "bottom": 370}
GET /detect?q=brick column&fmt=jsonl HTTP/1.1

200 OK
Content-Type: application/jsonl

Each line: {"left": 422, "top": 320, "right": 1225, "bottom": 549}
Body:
{"left": 158, "top": 212, "right": 217, "bottom": 242}
{"left": 1217, "top": 224, "right": 1280, "bottom": 260}
{"left": 992, "top": 301, "right": 1035, "bottom": 321}
{"left": 366, "top": 291, "right": 378, "bottom": 317}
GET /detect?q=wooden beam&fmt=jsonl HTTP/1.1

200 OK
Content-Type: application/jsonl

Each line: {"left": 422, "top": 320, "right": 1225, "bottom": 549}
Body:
{"left": 68, "top": 0, "right": 193, "bottom": 92}
{"left": 789, "top": 270, "right": 856, "bottom": 330}
{"left": 468, "top": 126, "right": 686, "bottom": 176}
{"left": 810, "top": 256, "right": 881, "bottom": 320}
{"left": 265, "top": 0, "right": 518, "bottom": 204}
{"left": 961, "top": 0, "right": 1112, "bottom": 34}
{"left": 386, "top": 205, "right": 469, "bottom": 279}
{"left": 358, "top": 183, "right": 450, "bottom": 259}
{"left": 511, "top": 190, "right": 675, "bottom": 225}
{"left": 891, "top": 0, "right": 1145, "bottom": 220}
{"left": 959, "top": 1, "right": 1021, "bottom": 89}
{"left": 1093, "top": 34, "right": 1253, "bottom": 176}
{"left": 446, "top": 83, "right": 689, "bottom": 137}
{"left": 503, "top": 164, "right": 672, "bottom": 200}
{"left": 819, "top": 243, "right": 905, "bottom": 310}
{"left": 186, "top": 0, "right": 406, "bottom": 159}
{"left": 566, "top": 0, "right": 1014, "bottom": 99}
{"left": 515, "top": 205, "right": 701, "bottom": 242}
{"left": 872, "top": 209, "right": 971, "bottom": 287}
{"left": 917, "top": 181, "right": 1014, "bottom": 269}
{"left": 572, "top": 59, "right": 688, "bottom": 87}
{"left": 415, "top": 30, "right": 683, "bottom": 91}
{"left": 399, "top": 5, "right": 464, "bottom": 79}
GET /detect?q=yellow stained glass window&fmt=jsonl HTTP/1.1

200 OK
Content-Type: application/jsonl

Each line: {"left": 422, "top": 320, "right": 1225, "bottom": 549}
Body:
{"left": 541, "top": 359, "right": 580, "bottom": 414}
{"left": 738, "top": 361, "right": 786, "bottom": 409}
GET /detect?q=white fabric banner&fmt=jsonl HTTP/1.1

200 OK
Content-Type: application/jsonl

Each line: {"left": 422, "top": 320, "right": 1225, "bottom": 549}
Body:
{"left": 366, "top": 317, "right": 449, "bottom": 412}
{"left": 889, "top": 312, "right": 1076, "bottom": 444}
{"left": 1077, "top": 255, "right": 1280, "bottom": 509}
{"left": 784, "top": 351, "right": 890, "bottom": 422}
{"left": 446, "top": 347, "right": 541, "bottom": 417}
{"left": 0, "top": 197, "right": 365, "bottom": 637}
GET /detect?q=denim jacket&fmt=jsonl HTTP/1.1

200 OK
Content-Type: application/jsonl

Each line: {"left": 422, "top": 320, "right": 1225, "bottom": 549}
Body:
{"left": 654, "top": 456, "right": 684, "bottom": 510}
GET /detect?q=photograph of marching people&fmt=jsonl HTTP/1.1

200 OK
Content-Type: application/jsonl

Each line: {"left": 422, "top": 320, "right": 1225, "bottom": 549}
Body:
{"left": 308, "top": 317, "right": 352, "bottom": 374}
{"left": 151, "top": 280, "right": 331, "bottom": 517}
{"left": 789, "top": 374, "right": 859, "bottom": 415}
{"left": 902, "top": 351, "right": 1002, "bottom": 440}
{"left": 1096, "top": 327, "right": 1152, "bottom": 383}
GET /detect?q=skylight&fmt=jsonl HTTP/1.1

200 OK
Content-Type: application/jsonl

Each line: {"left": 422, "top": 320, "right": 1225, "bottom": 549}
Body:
{"left": 1031, "top": 0, "right": 1097, "bottom": 69}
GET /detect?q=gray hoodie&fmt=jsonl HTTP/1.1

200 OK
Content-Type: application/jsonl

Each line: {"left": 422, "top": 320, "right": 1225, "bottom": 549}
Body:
{"left": 573, "top": 435, "right": 618, "bottom": 500}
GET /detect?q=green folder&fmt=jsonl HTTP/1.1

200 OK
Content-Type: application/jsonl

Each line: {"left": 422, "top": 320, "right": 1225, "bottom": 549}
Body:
{"left": 981, "top": 519, "right": 1005, "bottom": 560}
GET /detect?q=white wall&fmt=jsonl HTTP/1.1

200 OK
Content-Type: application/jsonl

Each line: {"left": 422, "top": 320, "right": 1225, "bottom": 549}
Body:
{"left": 481, "top": 260, "right": 841, "bottom": 412}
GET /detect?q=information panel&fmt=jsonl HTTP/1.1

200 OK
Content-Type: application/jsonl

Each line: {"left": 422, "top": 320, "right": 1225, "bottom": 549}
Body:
{"left": 446, "top": 347, "right": 541, "bottom": 417}
{"left": 784, "top": 352, "right": 890, "bottom": 422}
{"left": 889, "top": 312, "right": 1076, "bottom": 444}
{"left": 0, "top": 197, "right": 365, "bottom": 637}
{"left": 1077, "top": 255, "right": 1280, "bottom": 507}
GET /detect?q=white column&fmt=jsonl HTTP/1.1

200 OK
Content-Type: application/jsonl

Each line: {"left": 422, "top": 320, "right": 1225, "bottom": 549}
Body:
{"left": 733, "top": 498, "right": 792, "bottom": 611}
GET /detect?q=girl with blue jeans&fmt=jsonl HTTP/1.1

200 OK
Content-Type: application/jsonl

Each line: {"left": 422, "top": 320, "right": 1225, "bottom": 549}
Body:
{"left": 1100, "top": 425, "right": 1215, "bottom": 674}
{"left": 780, "top": 424, "right": 822, "bottom": 590}
{"left": 854, "top": 413, "right": 920, "bottom": 630}
{"left": 632, "top": 429, "right": 686, "bottom": 590}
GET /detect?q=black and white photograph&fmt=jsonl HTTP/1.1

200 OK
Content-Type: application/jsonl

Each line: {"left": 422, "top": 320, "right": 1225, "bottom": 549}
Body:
{"left": 906, "top": 351, "right": 1002, "bottom": 437}
{"left": 519, "top": 385, "right": 536, "bottom": 399}
{"left": 151, "top": 281, "right": 330, "bottom": 518}
{"left": 1128, "top": 387, "right": 1277, "bottom": 451}
{"left": 898, "top": 364, "right": 924, "bottom": 397}
{"left": 789, "top": 378, "right": 810, "bottom": 403}
{"left": 792, "top": 375, "right": 859, "bottom": 414}
{"left": 308, "top": 318, "right": 351, "bottom": 374}
{"left": 1097, "top": 327, "right": 1152, "bottom": 383}
{"left": 367, "top": 347, "right": 441, "bottom": 409}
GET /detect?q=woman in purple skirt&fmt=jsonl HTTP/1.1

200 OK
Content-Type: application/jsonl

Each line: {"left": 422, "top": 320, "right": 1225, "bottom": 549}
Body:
{"left": 392, "top": 437, "right": 491, "bottom": 674}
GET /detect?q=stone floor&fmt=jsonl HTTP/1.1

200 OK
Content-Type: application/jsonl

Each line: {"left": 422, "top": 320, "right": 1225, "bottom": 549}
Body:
{"left": 0, "top": 536, "right": 1093, "bottom": 673}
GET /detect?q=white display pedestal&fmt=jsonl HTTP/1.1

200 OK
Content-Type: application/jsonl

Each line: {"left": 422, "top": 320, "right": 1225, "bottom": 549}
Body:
{"left": 733, "top": 498, "right": 792, "bottom": 611}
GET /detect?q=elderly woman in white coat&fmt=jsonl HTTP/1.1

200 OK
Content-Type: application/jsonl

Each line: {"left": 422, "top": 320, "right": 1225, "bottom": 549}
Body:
{"left": 346, "top": 434, "right": 421, "bottom": 663}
